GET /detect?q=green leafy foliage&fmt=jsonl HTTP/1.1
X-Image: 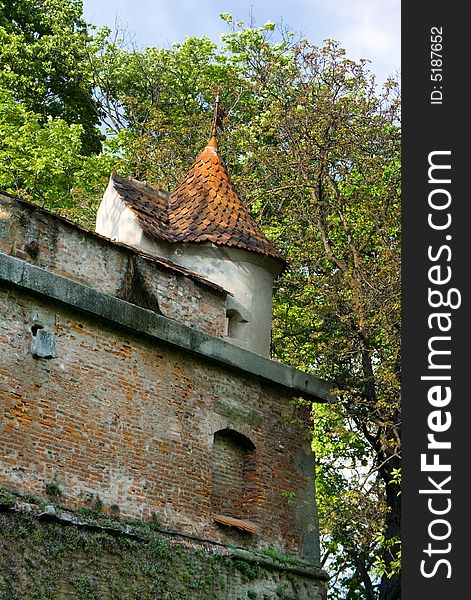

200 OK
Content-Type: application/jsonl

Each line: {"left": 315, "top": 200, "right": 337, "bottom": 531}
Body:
{"left": 0, "top": 0, "right": 102, "bottom": 154}
{"left": 0, "top": 86, "right": 116, "bottom": 226}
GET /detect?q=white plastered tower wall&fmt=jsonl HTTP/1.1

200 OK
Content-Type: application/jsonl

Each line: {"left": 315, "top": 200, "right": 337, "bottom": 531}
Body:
{"left": 96, "top": 177, "right": 144, "bottom": 247}
{"left": 136, "top": 235, "right": 283, "bottom": 356}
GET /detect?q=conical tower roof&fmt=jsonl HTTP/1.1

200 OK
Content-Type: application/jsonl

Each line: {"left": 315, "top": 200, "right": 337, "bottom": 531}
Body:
{"left": 167, "top": 135, "right": 284, "bottom": 262}
{"left": 109, "top": 136, "right": 285, "bottom": 264}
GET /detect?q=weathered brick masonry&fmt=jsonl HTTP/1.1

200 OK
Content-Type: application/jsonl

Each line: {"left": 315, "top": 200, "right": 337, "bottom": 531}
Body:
{"left": 0, "top": 193, "right": 227, "bottom": 337}
{"left": 1, "top": 285, "right": 315, "bottom": 553}
{"left": 0, "top": 192, "right": 330, "bottom": 597}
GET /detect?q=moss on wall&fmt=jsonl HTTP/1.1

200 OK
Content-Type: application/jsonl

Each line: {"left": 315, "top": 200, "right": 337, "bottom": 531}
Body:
{"left": 0, "top": 512, "right": 234, "bottom": 599}
{"left": 0, "top": 496, "right": 327, "bottom": 600}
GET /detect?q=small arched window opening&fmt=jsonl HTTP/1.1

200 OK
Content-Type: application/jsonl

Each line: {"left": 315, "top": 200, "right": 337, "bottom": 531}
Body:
{"left": 211, "top": 428, "right": 258, "bottom": 532}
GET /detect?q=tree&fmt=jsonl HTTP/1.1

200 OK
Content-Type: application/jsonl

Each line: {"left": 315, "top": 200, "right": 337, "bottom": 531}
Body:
{"left": 0, "top": 86, "right": 116, "bottom": 226}
{"left": 0, "top": 0, "right": 102, "bottom": 154}
{"left": 0, "top": 0, "right": 116, "bottom": 224}
{"left": 88, "top": 28, "right": 254, "bottom": 190}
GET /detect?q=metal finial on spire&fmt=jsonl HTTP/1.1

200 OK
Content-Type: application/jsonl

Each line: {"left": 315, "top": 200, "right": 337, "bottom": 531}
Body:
{"left": 209, "top": 89, "right": 226, "bottom": 147}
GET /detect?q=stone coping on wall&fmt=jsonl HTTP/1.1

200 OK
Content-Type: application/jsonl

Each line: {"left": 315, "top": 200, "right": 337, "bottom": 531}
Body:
{"left": 0, "top": 251, "right": 333, "bottom": 403}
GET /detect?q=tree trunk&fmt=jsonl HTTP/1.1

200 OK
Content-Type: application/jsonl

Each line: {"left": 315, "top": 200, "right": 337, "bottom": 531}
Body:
{"left": 378, "top": 454, "right": 401, "bottom": 600}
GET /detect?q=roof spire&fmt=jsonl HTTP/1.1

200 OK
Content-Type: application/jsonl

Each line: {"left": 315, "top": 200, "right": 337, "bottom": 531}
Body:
{"left": 208, "top": 89, "right": 225, "bottom": 148}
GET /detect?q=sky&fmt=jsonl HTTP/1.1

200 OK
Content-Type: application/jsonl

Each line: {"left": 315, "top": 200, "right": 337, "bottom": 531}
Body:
{"left": 82, "top": 0, "right": 400, "bottom": 86}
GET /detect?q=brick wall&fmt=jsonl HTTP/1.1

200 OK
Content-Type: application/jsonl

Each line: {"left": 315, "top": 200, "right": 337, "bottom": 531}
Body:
{"left": 0, "top": 285, "right": 315, "bottom": 558}
{"left": 0, "top": 193, "right": 227, "bottom": 337}
{"left": 0, "top": 191, "right": 324, "bottom": 568}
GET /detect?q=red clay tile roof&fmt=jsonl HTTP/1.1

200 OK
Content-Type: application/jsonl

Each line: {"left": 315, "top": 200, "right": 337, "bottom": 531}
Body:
{"left": 111, "top": 173, "right": 171, "bottom": 242}
{"left": 111, "top": 137, "right": 285, "bottom": 263}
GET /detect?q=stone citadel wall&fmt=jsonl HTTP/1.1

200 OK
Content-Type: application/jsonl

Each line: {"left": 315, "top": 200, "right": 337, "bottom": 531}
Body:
{"left": 0, "top": 192, "right": 329, "bottom": 598}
